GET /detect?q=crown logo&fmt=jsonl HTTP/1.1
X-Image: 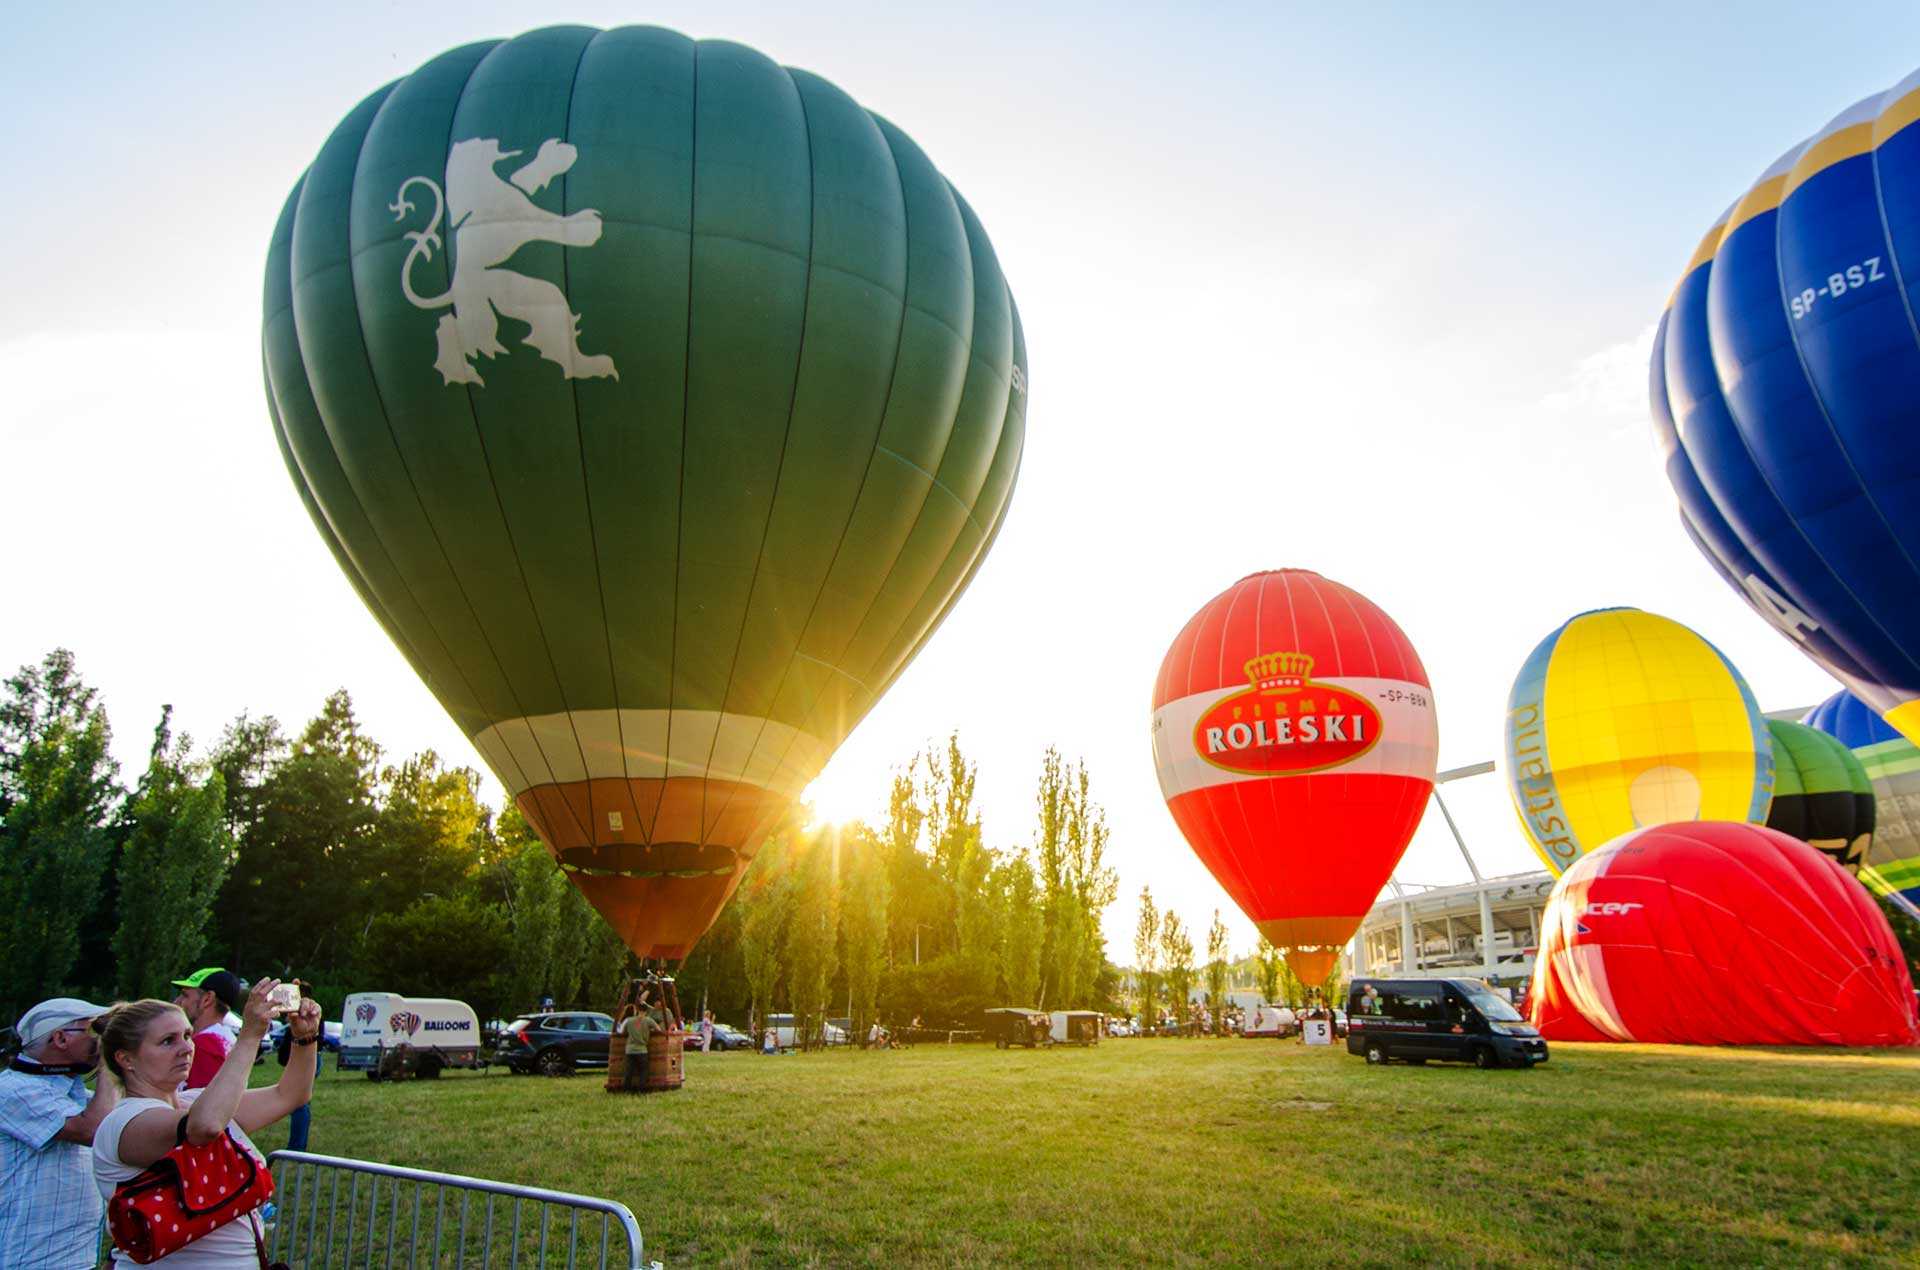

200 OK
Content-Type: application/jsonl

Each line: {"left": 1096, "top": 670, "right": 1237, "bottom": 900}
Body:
{"left": 1245, "top": 651, "right": 1313, "bottom": 694}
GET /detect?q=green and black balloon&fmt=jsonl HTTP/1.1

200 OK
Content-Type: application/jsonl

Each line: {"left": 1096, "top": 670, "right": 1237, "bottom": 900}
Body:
{"left": 1764, "top": 719, "right": 1874, "bottom": 872}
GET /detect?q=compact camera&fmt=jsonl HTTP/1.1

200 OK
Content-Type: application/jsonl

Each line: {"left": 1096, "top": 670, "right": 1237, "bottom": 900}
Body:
{"left": 267, "top": 982, "right": 302, "bottom": 1015}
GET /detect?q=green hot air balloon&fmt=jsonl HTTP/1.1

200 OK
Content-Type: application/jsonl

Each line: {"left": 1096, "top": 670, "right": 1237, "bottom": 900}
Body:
{"left": 1764, "top": 719, "right": 1874, "bottom": 873}
{"left": 262, "top": 26, "right": 1027, "bottom": 961}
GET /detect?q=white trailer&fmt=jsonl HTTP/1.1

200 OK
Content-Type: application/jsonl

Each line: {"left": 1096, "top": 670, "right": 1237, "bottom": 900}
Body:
{"left": 1049, "top": 1010, "right": 1102, "bottom": 1045}
{"left": 1242, "top": 1004, "right": 1298, "bottom": 1038}
{"left": 340, "top": 992, "right": 481, "bottom": 1078}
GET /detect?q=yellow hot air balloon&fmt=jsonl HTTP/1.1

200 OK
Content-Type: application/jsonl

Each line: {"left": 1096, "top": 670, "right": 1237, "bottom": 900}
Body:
{"left": 1503, "top": 608, "right": 1773, "bottom": 875}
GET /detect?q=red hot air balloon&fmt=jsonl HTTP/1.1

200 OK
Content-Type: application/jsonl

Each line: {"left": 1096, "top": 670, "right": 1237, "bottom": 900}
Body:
{"left": 1151, "top": 570, "right": 1439, "bottom": 984}
{"left": 1529, "top": 821, "right": 1918, "bottom": 1047}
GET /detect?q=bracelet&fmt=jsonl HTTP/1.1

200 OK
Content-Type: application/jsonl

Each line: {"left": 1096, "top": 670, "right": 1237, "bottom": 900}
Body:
{"left": 292, "top": 1034, "right": 319, "bottom": 1046}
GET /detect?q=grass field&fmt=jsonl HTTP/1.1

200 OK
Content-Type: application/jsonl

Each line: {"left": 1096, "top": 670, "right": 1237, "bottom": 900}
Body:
{"left": 249, "top": 1038, "right": 1920, "bottom": 1267}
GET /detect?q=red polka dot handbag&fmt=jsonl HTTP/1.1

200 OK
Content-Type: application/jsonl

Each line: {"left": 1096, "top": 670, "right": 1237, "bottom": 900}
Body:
{"left": 108, "top": 1114, "right": 277, "bottom": 1265}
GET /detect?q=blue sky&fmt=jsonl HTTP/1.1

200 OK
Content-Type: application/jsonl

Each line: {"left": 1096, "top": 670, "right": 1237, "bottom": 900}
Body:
{"left": 7, "top": 3, "right": 1920, "bottom": 955}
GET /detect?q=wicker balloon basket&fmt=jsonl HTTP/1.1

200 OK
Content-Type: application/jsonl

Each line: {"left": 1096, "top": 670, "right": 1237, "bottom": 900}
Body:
{"left": 606, "top": 1029, "right": 685, "bottom": 1093}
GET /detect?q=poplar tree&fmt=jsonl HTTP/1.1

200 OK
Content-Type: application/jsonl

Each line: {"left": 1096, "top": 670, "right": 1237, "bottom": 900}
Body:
{"left": 1161, "top": 912, "right": 1195, "bottom": 1029}
{"left": 840, "top": 823, "right": 891, "bottom": 1043}
{"left": 1064, "top": 761, "right": 1117, "bottom": 1008}
{"left": 1133, "top": 887, "right": 1159, "bottom": 1026}
{"left": 1204, "top": 910, "right": 1231, "bottom": 1034}
{"left": 786, "top": 831, "right": 841, "bottom": 1050}
{"left": 113, "top": 707, "right": 234, "bottom": 1000}
{"left": 1255, "top": 936, "right": 1285, "bottom": 1004}
{"left": 999, "top": 849, "right": 1043, "bottom": 1007}
{"left": 740, "top": 834, "right": 796, "bottom": 1037}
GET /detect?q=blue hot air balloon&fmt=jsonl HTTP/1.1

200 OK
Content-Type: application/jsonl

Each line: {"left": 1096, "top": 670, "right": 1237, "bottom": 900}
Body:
{"left": 1651, "top": 69, "right": 1920, "bottom": 746}
{"left": 1803, "top": 689, "right": 1920, "bottom": 920}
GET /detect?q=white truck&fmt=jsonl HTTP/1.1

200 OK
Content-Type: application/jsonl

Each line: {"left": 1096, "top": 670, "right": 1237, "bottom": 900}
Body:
{"left": 340, "top": 992, "right": 482, "bottom": 1079}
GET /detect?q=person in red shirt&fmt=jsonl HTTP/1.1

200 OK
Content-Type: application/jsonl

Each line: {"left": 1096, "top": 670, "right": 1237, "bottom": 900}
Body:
{"left": 170, "top": 968, "right": 246, "bottom": 1090}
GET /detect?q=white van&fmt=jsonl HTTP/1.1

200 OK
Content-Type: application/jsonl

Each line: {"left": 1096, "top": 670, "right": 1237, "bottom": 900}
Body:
{"left": 764, "top": 1013, "right": 848, "bottom": 1050}
{"left": 340, "top": 992, "right": 481, "bottom": 1078}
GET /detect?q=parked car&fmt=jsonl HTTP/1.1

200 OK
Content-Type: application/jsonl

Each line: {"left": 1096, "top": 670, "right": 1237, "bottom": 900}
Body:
{"left": 706, "top": 1023, "right": 755, "bottom": 1051}
{"left": 982, "top": 1008, "right": 1050, "bottom": 1049}
{"left": 263, "top": 1020, "right": 342, "bottom": 1061}
{"left": 499, "top": 1012, "right": 616, "bottom": 1076}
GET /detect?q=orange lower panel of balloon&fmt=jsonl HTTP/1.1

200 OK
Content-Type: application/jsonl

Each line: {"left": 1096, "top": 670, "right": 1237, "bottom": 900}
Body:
{"left": 514, "top": 776, "right": 792, "bottom": 961}
{"left": 1279, "top": 948, "right": 1341, "bottom": 985}
{"left": 1254, "top": 921, "right": 1351, "bottom": 986}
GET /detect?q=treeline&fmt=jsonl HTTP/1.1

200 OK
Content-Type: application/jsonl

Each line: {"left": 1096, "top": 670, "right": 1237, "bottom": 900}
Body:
{"left": 4, "top": 648, "right": 1232, "bottom": 1039}
{"left": 0, "top": 648, "right": 634, "bottom": 1026}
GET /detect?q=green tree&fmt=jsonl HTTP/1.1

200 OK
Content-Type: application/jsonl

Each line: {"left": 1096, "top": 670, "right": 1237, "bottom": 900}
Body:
{"left": 881, "top": 767, "right": 934, "bottom": 967}
{"left": 740, "top": 835, "right": 796, "bottom": 1036}
{"left": 840, "top": 823, "right": 890, "bottom": 1043}
{"left": 209, "top": 712, "right": 285, "bottom": 846}
{"left": 486, "top": 807, "right": 570, "bottom": 1011}
{"left": 112, "top": 707, "right": 235, "bottom": 1000}
{"left": 999, "top": 849, "right": 1043, "bottom": 1007}
{"left": 1064, "top": 760, "right": 1117, "bottom": 1009}
{"left": 365, "top": 752, "right": 486, "bottom": 917}
{"left": 216, "top": 690, "right": 380, "bottom": 977}
{"left": 924, "top": 734, "right": 979, "bottom": 892}
{"left": 1161, "top": 912, "right": 1194, "bottom": 1029}
{"left": 1255, "top": 937, "right": 1285, "bottom": 1005}
{"left": 359, "top": 893, "right": 511, "bottom": 1022}
{"left": 0, "top": 649, "right": 120, "bottom": 1012}
{"left": 1204, "top": 910, "right": 1231, "bottom": 1034}
{"left": 1033, "top": 747, "right": 1073, "bottom": 1008}
{"left": 787, "top": 831, "right": 842, "bottom": 1050}
{"left": 1132, "top": 887, "right": 1159, "bottom": 1026}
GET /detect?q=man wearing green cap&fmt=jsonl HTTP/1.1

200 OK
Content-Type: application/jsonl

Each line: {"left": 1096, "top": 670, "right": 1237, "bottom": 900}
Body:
{"left": 171, "top": 967, "right": 246, "bottom": 1090}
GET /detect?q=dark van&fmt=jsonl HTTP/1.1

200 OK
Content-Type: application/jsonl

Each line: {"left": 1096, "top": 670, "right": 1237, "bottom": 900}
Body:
{"left": 1346, "top": 978, "right": 1547, "bottom": 1069}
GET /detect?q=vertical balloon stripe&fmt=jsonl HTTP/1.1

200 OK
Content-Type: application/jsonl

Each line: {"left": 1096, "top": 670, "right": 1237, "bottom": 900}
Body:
{"left": 565, "top": 27, "right": 697, "bottom": 817}
{"left": 696, "top": 66, "right": 909, "bottom": 840}
{"left": 671, "top": 37, "right": 812, "bottom": 735}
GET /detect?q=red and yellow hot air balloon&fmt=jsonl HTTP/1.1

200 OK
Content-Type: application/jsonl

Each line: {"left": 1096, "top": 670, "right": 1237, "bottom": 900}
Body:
{"left": 1151, "top": 570, "right": 1439, "bottom": 984}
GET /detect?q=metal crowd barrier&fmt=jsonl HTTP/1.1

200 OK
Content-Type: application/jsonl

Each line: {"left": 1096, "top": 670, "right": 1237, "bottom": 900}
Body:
{"left": 261, "top": 1150, "right": 659, "bottom": 1269}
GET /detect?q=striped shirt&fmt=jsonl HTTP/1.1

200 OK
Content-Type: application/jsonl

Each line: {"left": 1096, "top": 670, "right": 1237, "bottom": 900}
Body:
{"left": 0, "top": 1062, "right": 102, "bottom": 1270}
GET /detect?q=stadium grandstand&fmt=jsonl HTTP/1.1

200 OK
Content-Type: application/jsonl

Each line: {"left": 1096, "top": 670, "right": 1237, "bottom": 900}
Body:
{"left": 1345, "top": 761, "right": 1550, "bottom": 993}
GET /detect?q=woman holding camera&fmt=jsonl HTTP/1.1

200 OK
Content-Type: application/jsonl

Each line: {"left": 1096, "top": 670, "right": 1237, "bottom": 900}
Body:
{"left": 91, "top": 978, "right": 321, "bottom": 1266}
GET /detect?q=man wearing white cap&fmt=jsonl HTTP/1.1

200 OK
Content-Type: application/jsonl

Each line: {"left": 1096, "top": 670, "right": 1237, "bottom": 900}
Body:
{"left": 1, "top": 997, "right": 118, "bottom": 1269}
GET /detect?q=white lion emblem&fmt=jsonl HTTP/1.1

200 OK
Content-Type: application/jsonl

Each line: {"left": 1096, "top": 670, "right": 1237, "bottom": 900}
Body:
{"left": 391, "top": 138, "right": 618, "bottom": 386}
